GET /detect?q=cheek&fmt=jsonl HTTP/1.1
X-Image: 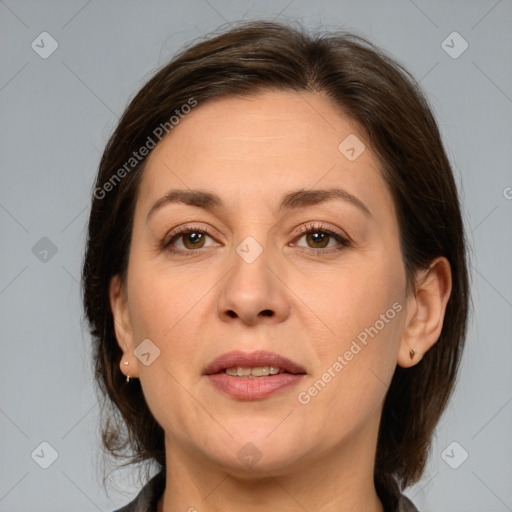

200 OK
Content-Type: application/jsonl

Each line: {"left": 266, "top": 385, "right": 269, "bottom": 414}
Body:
{"left": 291, "top": 256, "right": 405, "bottom": 420}
{"left": 128, "top": 262, "right": 207, "bottom": 338}
{"left": 125, "top": 267, "right": 213, "bottom": 438}
{"left": 126, "top": 261, "right": 221, "bottom": 388}
{"left": 297, "top": 302, "right": 403, "bottom": 441}
{"left": 289, "top": 253, "right": 404, "bottom": 355}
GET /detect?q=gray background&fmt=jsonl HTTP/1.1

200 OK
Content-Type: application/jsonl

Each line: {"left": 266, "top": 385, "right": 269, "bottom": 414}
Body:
{"left": 1, "top": 0, "right": 511, "bottom": 511}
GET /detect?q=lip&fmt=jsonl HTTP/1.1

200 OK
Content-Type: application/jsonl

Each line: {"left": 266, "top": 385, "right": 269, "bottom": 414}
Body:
{"left": 203, "top": 350, "right": 306, "bottom": 376}
{"left": 206, "top": 372, "right": 305, "bottom": 400}
{"left": 203, "top": 350, "right": 307, "bottom": 401}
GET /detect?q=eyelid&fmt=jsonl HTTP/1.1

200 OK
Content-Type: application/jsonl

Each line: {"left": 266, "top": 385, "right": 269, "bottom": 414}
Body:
{"left": 291, "top": 222, "right": 351, "bottom": 250}
{"left": 162, "top": 223, "right": 219, "bottom": 249}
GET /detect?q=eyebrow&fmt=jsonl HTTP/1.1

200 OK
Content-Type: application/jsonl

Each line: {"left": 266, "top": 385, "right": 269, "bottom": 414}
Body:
{"left": 146, "top": 187, "right": 372, "bottom": 223}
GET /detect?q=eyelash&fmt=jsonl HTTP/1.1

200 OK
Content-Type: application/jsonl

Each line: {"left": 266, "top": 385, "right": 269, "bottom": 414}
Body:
{"left": 294, "top": 223, "right": 350, "bottom": 254}
{"left": 162, "top": 225, "right": 217, "bottom": 256}
{"left": 162, "top": 222, "right": 350, "bottom": 256}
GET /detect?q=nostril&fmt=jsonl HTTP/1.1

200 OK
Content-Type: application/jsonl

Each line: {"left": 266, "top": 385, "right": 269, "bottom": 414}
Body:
{"left": 260, "top": 310, "right": 273, "bottom": 317}
{"left": 227, "top": 310, "right": 237, "bottom": 318}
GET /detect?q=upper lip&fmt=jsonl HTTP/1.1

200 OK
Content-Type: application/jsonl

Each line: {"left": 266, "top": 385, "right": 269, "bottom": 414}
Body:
{"left": 203, "top": 350, "right": 306, "bottom": 375}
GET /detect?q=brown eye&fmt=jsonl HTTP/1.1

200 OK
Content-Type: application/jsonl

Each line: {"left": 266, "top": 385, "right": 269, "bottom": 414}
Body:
{"left": 293, "top": 224, "right": 350, "bottom": 254}
{"left": 305, "top": 232, "right": 331, "bottom": 249}
{"left": 163, "top": 227, "right": 219, "bottom": 254}
{"left": 181, "top": 231, "right": 206, "bottom": 249}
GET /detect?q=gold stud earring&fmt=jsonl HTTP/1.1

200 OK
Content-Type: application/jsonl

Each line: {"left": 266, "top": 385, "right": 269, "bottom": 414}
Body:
{"left": 409, "top": 349, "right": 415, "bottom": 359}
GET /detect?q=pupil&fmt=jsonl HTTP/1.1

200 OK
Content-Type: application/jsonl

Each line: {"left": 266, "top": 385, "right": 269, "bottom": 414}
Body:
{"left": 189, "top": 233, "right": 201, "bottom": 243}
{"left": 184, "top": 232, "right": 204, "bottom": 248}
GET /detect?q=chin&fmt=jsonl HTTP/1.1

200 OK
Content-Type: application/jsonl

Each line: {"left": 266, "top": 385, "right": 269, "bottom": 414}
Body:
{"left": 202, "top": 427, "right": 307, "bottom": 474}
{"left": 213, "top": 446, "right": 305, "bottom": 478}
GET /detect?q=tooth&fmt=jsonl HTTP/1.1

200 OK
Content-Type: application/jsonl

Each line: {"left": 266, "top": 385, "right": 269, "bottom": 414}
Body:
{"left": 250, "top": 366, "right": 270, "bottom": 377}
{"left": 224, "top": 365, "right": 286, "bottom": 379}
{"left": 223, "top": 366, "right": 284, "bottom": 377}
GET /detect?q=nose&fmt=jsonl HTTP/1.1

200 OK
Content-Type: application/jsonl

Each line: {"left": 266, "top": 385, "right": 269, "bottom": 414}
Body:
{"left": 217, "top": 242, "right": 290, "bottom": 326}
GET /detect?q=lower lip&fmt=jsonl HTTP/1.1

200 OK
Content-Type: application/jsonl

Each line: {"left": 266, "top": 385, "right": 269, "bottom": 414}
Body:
{"left": 206, "top": 372, "right": 305, "bottom": 400}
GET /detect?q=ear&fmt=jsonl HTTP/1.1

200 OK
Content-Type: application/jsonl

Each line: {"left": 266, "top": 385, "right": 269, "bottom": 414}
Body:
{"left": 398, "top": 257, "right": 452, "bottom": 368}
{"left": 109, "top": 274, "right": 139, "bottom": 379}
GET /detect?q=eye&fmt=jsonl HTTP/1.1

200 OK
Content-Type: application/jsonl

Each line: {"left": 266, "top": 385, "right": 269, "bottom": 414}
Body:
{"left": 163, "top": 226, "right": 219, "bottom": 253}
{"left": 293, "top": 223, "right": 350, "bottom": 253}
{"left": 162, "top": 223, "right": 349, "bottom": 255}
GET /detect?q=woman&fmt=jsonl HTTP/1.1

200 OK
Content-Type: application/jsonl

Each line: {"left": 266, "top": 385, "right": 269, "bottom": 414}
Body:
{"left": 82, "top": 20, "right": 469, "bottom": 512}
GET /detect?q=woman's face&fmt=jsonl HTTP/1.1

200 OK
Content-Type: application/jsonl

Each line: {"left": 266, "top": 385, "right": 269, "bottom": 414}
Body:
{"left": 113, "top": 90, "right": 412, "bottom": 475}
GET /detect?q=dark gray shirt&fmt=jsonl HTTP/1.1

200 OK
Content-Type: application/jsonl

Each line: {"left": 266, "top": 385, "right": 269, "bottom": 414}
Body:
{"left": 112, "top": 471, "right": 419, "bottom": 512}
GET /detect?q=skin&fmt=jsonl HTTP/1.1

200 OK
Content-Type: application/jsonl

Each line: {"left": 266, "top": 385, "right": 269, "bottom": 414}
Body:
{"left": 110, "top": 90, "right": 452, "bottom": 512}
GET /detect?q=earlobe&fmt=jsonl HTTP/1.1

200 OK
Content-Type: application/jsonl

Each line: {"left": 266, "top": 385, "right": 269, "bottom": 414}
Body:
{"left": 397, "top": 257, "right": 452, "bottom": 368}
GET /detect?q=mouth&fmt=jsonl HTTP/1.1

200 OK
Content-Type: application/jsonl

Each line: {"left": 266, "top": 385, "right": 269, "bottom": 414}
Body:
{"left": 203, "top": 350, "right": 307, "bottom": 376}
{"left": 203, "top": 350, "right": 306, "bottom": 400}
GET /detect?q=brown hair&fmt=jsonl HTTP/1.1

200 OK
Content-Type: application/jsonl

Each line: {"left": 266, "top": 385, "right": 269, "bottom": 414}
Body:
{"left": 82, "top": 19, "right": 469, "bottom": 504}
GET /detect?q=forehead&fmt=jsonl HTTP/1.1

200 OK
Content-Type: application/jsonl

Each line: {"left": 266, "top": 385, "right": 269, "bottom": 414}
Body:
{"left": 137, "top": 90, "right": 391, "bottom": 218}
